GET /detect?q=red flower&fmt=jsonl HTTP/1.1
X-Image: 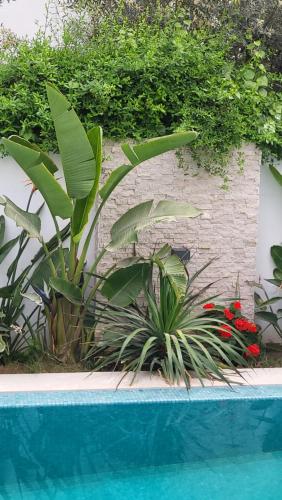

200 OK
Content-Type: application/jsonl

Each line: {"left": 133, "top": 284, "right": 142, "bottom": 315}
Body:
{"left": 218, "top": 324, "right": 232, "bottom": 338}
{"left": 245, "top": 344, "right": 260, "bottom": 358}
{"left": 203, "top": 303, "right": 215, "bottom": 310}
{"left": 234, "top": 318, "right": 249, "bottom": 331}
{"left": 247, "top": 322, "right": 257, "bottom": 333}
{"left": 233, "top": 301, "right": 241, "bottom": 310}
{"left": 224, "top": 308, "right": 235, "bottom": 320}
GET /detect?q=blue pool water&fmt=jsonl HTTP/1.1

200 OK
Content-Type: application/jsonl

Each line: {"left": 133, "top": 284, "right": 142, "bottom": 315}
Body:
{"left": 0, "top": 386, "right": 282, "bottom": 499}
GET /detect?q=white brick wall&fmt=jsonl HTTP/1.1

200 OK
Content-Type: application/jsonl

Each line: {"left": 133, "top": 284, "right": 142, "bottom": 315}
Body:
{"left": 98, "top": 142, "right": 261, "bottom": 317}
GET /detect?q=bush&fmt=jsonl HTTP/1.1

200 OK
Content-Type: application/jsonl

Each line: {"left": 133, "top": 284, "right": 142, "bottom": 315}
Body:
{"left": 0, "top": 12, "right": 281, "bottom": 175}
{"left": 88, "top": 261, "right": 249, "bottom": 387}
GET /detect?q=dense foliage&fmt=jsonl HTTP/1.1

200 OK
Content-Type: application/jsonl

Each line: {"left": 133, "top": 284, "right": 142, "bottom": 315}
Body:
{"left": 63, "top": 0, "right": 282, "bottom": 72}
{"left": 0, "top": 11, "right": 282, "bottom": 176}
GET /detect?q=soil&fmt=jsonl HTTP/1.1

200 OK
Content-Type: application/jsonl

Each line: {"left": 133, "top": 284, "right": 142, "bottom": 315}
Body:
{"left": 0, "top": 344, "right": 281, "bottom": 374}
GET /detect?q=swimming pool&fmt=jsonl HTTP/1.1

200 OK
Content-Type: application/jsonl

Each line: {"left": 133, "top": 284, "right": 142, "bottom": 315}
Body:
{"left": 1, "top": 386, "right": 282, "bottom": 499}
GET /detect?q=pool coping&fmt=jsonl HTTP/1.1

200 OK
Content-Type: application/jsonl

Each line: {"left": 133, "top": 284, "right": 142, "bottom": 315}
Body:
{"left": 1, "top": 384, "right": 282, "bottom": 408}
{"left": 0, "top": 368, "right": 282, "bottom": 393}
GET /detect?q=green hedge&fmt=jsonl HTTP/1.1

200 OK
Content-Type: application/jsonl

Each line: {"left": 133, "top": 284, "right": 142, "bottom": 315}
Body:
{"left": 0, "top": 16, "right": 281, "bottom": 175}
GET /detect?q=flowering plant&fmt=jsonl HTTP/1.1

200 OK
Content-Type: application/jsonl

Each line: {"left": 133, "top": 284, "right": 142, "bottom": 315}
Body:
{"left": 202, "top": 301, "right": 261, "bottom": 360}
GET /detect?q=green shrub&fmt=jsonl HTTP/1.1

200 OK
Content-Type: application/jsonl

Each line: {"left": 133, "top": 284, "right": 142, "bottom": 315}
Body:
{"left": 88, "top": 259, "right": 249, "bottom": 387}
{"left": 0, "top": 13, "right": 281, "bottom": 176}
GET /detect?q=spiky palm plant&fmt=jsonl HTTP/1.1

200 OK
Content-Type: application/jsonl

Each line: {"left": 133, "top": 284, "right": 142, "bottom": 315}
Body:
{"left": 88, "top": 262, "right": 248, "bottom": 387}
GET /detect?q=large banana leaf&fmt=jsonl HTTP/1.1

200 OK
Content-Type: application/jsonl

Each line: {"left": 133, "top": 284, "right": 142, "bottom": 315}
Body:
{"left": 2, "top": 137, "right": 73, "bottom": 220}
{"left": 7, "top": 136, "right": 58, "bottom": 174}
{"left": 0, "top": 196, "right": 41, "bottom": 239}
{"left": 46, "top": 83, "right": 96, "bottom": 200}
{"left": 72, "top": 126, "right": 102, "bottom": 242}
{"left": 108, "top": 200, "right": 200, "bottom": 251}
{"left": 101, "top": 263, "right": 150, "bottom": 306}
{"left": 121, "top": 131, "right": 198, "bottom": 166}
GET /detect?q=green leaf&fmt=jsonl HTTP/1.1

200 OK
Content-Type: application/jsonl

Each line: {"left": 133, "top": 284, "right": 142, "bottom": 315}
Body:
{"left": 0, "top": 215, "right": 5, "bottom": 246}
{"left": 0, "top": 196, "right": 41, "bottom": 239}
{"left": 160, "top": 254, "right": 187, "bottom": 297}
{"left": 0, "top": 336, "right": 6, "bottom": 353}
{"left": 21, "top": 292, "right": 43, "bottom": 306}
{"left": 0, "top": 235, "right": 20, "bottom": 266}
{"left": 101, "top": 263, "right": 150, "bottom": 306}
{"left": 8, "top": 136, "right": 58, "bottom": 174}
{"left": 244, "top": 80, "right": 257, "bottom": 90}
{"left": 72, "top": 126, "right": 103, "bottom": 242}
{"left": 99, "top": 164, "right": 132, "bottom": 201}
{"left": 108, "top": 200, "right": 200, "bottom": 251}
{"left": 257, "top": 76, "right": 268, "bottom": 87}
{"left": 121, "top": 131, "right": 198, "bottom": 166}
{"left": 265, "top": 278, "right": 282, "bottom": 287}
{"left": 0, "top": 270, "right": 27, "bottom": 298}
{"left": 2, "top": 137, "right": 73, "bottom": 220}
{"left": 270, "top": 165, "right": 282, "bottom": 187}
{"left": 257, "top": 297, "right": 281, "bottom": 307}
{"left": 49, "top": 277, "right": 82, "bottom": 305}
{"left": 31, "top": 248, "right": 70, "bottom": 288}
{"left": 255, "top": 311, "right": 278, "bottom": 325}
{"left": 273, "top": 268, "right": 282, "bottom": 281}
{"left": 243, "top": 69, "right": 255, "bottom": 81}
{"left": 46, "top": 83, "right": 96, "bottom": 200}
{"left": 271, "top": 245, "right": 282, "bottom": 269}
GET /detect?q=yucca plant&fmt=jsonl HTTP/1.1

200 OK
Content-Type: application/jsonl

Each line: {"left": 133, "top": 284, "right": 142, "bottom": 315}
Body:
{"left": 1, "top": 84, "right": 200, "bottom": 363}
{"left": 88, "top": 256, "right": 248, "bottom": 387}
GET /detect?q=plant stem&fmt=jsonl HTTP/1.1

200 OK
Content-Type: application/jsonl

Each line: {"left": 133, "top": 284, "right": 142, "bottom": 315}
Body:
{"left": 52, "top": 214, "right": 67, "bottom": 279}
{"left": 73, "top": 200, "right": 105, "bottom": 284}
{"left": 82, "top": 247, "right": 107, "bottom": 294}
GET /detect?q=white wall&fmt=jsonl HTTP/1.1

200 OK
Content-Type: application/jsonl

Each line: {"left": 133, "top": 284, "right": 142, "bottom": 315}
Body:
{"left": 0, "top": 0, "right": 47, "bottom": 37}
{"left": 256, "top": 161, "right": 282, "bottom": 341}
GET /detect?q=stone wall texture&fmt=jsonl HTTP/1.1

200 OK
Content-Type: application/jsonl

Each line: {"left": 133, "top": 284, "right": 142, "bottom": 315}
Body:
{"left": 98, "top": 142, "right": 261, "bottom": 317}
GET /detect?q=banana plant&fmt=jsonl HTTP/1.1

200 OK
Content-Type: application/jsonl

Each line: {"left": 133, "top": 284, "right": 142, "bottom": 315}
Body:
{"left": 2, "top": 83, "right": 200, "bottom": 363}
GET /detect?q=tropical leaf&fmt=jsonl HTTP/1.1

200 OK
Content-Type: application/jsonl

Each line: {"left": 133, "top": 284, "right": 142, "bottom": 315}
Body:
{"left": 108, "top": 200, "right": 200, "bottom": 251}
{"left": 0, "top": 270, "right": 27, "bottom": 298}
{"left": 31, "top": 248, "right": 70, "bottom": 288}
{"left": 31, "top": 224, "right": 70, "bottom": 264}
{"left": 0, "top": 336, "right": 6, "bottom": 353}
{"left": 255, "top": 311, "right": 278, "bottom": 325}
{"left": 21, "top": 292, "right": 43, "bottom": 306}
{"left": 159, "top": 254, "right": 187, "bottom": 297}
{"left": 46, "top": 83, "right": 96, "bottom": 200}
{"left": 101, "top": 263, "right": 150, "bottom": 306}
{"left": 121, "top": 131, "right": 198, "bottom": 166}
{"left": 0, "top": 215, "right": 5, "bottom": 246}
{"left": 0, "top": 235, "right": 20, "bottom": 266}
{"left": 273, "top": 268, "right": 282, "bottom": 281}
{"left": 72, "top": 126, "right": 103, "bottom": 242}
{"left": 99, "top": 164, "right": 132, "bottom": 201}
{"left": 270, "top": 165, "right": 282, "bottom": 187}
{"left": 271, "top": 245, "right": 282, "bottom": 269}
{"left": 2, "top": 137, "right": 73, "bottom": 220}
{"left": 49, "top": 277, "right": 82, "bottom": 305}
{"left": 0, "top": 196, "right": 41, "bottom": 239}
{"left": 7, "top": 136, "right": 58, "bottom": 174}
